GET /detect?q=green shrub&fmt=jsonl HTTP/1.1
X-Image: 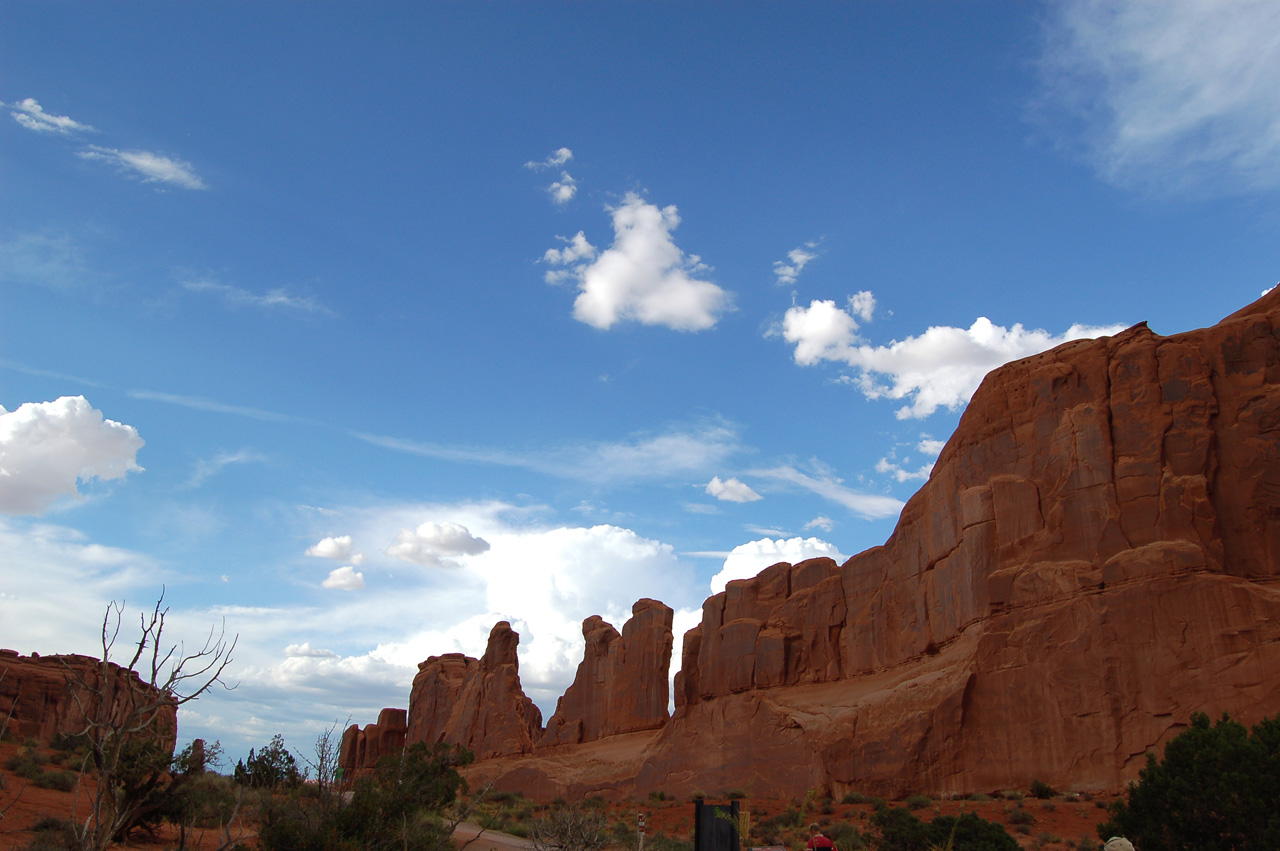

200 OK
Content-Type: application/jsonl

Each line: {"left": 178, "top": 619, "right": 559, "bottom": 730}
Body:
{"left": 34, "top": 770, "right": 78, "bottom": 792}
{"left": 723, "top": 788, "right": 748, "bottom": 800}
{"left": 1008, "top": 806, "right": 1035, "bottom": 826}
{"left": 234, "top": 733, "right": 302, "bottom": 789}
{"left": 648, "top": 790, "right": 669, "bottom": 802}
{"left": 842, "top": 791, "right": 883, "bottom": 806}
{"left": 22, "top": 817, "right": 77, "bottom": 851}
{"left": 1098, "top": 711, "right": 1280, "bottom": 851}
{"left": 904, "top": 794, "right": 932, "bottom": 810}
{"left": 1030, "top": 779, "right": 1056, "bottom": 800}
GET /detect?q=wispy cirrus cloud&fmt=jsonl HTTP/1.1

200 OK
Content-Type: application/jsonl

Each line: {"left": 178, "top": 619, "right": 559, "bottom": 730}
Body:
{"left": 0, "top": 232, "right": 95, "bottom": 291}
{"left": 4, "top": 98, "right": 94, "bottom": 134}
{"left": 1038, "top": 0, "right": 1280, "bottom": 194}
{"left": 183, "top": 278, "right": 334, "bottom": 315}
{"left": 78, "top": 145, "right": 206, "bottom": 189}
{"left": 749, "top": 462, "right": 904, "bottom": 520}
{"left": 186, "top": 449, "right": 268, "bottom": 489}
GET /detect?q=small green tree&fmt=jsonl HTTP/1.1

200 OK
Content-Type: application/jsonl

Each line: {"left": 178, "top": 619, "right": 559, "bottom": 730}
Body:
{"left": 1098, "top": 711, "right": 1280, "bottom": 851}
{"left": 235, "top": 734, "right": 303, "bottom": 789}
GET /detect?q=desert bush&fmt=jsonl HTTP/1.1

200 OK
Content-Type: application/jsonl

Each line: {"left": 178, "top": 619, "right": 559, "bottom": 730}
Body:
{"left": 842, "top": 791, "right": 884, "bottom": 806}
{"left": 34, "top": 770, "right": 78, "bottom": 792}
{"left": 723, "top": 788, "right": 748, "bottom": 799}
{"left": 905, "top": 794, "right": 932, "bottom": 810}
{"left": 648, "top": 790, "right": 670, "bottom": 802}
{"left": 825, "top": 820, "right": 866, "bottom": 850}
{"left": 1030, "top": 779, "right": 1056, "bottom": 800}
{"left": 1008, "top": 806, "right": 1035, "bottom": 826}
{"left": 871, "top": 806, "right": 1018, "bottom": 851}
{"left": 529, "top": 806, "right": 609, "bottom": 851}
{"left": 1097, "top": 711, "right": 1280, "bottom": 851}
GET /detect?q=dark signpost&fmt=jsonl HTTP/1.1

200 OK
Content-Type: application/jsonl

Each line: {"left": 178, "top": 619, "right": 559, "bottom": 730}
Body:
{"left": 693, "top": 800, "right": 740, "bottom": 851}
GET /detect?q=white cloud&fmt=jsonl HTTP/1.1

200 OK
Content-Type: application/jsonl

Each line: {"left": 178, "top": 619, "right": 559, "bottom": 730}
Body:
{"left": 526, "top": 148, "right": 574, "bottom": 170}
{"left": 187, "top": 449, "right": 266, "bottom": 488}
{"left": 917, "top": 437, "right": 946, "bottom": 456}
{"left": 385, "top": 521, "right": 490, "bottom": 567}
{"left": 78, "top": 145, "right": 207, "bottom": 189}
{"left": 709, "top": 537, "right": 846, "bottom": 595}
{"left": 543, "top": 193, "right": 732, "bottom": 331}
{"left": 306, "top": 535, "right": 365, "bottom": 565}
{"left": 548, "top": 171, "right": 577, "bottom": 203}
{"left": 705, "top": 475, "right": 762, "bottom": 503}
{"left": 875, "top": 456, "right": 934, "bottom": 483}
{"left": 750, "top": 463, "right": 904, "bottom": 520}
{"left": 781, "top": 296, "right": 1125, "bottom": 418}
{"left": 542, "top": 231, "right": 597, "bottom": 273}
{"left": 848, "top": 290, "right": 876, "bottom": 323}
{"left": 321, "top": 566, "right": 365, "bottom": 590}
{"left": 804, "top": 515, "right": 834, "bottom": 532}
{"left": 283, "top": 642, "right": 338, "bottom": 658}
{"left": 183, "top": 279, "right": 333, "bottom": 315}
{"left": 773, "top": 244, "right": 818, "bottom": 286}
{"left": 0, "top": 232, "right": 93, "bottom": 291}
{"left": 0, "top": 396, "right": 144, "bottom": 515}
{"left": 5, "top": 98, "right": 94, "bottom": 134}
{"left": 355, "top": 418, "right": 742, "bottom": 484}
{"left": 1039, "top": 0, "right": 1280, "bottom": 193}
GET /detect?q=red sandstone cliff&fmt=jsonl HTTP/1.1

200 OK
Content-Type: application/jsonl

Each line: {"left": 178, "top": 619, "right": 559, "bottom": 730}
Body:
{"left": 404, "top": 622, "right": 542, "bottom": 760}
{"left": 339, "top": 707, "right": 407, "bottom": 775}
{"left": 364, "top": 292, "right": 1280, "bottom": 800}
{"left": 0, "top": 650, "right": 178, "bottom": 754}
{"left": 540, "top": 598, "right": 673, "bottom": 747}
{"left": 630, "top": 289, "right": 1280, "bottom": 798}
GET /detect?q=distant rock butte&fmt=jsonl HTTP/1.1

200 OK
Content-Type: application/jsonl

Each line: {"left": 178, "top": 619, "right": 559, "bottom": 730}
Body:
{"left": 339, "top": 708, "right": 407, "bottom": 776}
{"left": 0, "top": 650, "right": 178, "bottom": 754}
{"left": 353, "top": 291, "right": 1280, "bottom": 799}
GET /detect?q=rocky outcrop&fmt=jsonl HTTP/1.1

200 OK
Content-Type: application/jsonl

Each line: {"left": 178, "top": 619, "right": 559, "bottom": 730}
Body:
{"left": 0, "top": 650, "right": 178, "bottom": 753}
{"left": 540, "top": 599, "right": 674, "bottom": 746}
{"left": 405, "top": 622, "right": 543, "bottom": 760}
{"left": 632, "top": 289, "right": 1280, "bottom": 798}
{"left": 339, "top": 707, "right": 407, "bottom": 775}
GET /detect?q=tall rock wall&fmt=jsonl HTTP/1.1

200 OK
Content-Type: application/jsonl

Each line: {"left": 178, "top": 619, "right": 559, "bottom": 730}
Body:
{"left": 405, "top": 622, "right": 543, "bottom": 760}
{"left": 636, "top": 290, "right": 1280, "bottom": 798}
{"left": 541, "top": 598, "right": 673, "bottom": 746}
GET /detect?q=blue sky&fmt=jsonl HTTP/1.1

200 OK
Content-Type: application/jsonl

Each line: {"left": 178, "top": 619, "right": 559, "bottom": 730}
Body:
{"left": 3, "top": 1, "right": 1278, "bottom": 760}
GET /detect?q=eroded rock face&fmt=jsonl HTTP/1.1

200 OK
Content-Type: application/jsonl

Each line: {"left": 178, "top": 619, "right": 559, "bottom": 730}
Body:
{"left": 0, "top": 650, "right": 178, "bottom": 754}
{"left": 339, "top": 707, "right": 408, "bottom": 775}
{"left": 633, "top": 290, "right": 1280, "bottom": 798}
{"left": 540, "top": 598, "right": 673, "bottom": 746}
{"left": 404, "top": 622, "right": 542, "bottom": 760}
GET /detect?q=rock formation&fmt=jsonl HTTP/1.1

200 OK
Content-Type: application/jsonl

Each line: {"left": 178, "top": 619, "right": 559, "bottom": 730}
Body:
{"left": 632, "top": 289, "right": 1280, "bottom": 798}
{"left": 405, "top": 622, "right": 542, "bottom": 760}
{"left": 362, "top": 291, "right": 1280, "bottom": 800}
{"left": 0, "top": 650, "right": 178, "bottom": 753}
{"left": 339, "top": 707, "right": 408, "bottom": 775}
{"left": 540, "top": 598, "right": 674, "bottom": 746}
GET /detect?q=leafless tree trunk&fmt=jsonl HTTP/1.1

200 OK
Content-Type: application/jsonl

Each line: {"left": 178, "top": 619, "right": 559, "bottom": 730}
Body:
{"left": 61, "top": 590, "right": 236, "bottom": 851}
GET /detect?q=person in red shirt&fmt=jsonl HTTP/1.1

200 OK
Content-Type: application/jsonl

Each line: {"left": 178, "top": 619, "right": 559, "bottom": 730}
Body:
{"left": 805, "top": 824, "right": 834, "bottom": 851}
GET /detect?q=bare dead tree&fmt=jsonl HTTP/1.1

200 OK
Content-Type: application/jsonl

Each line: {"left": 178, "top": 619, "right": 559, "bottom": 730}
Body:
{"left": 60, "top": 590, "right": 236, "bottom": 851}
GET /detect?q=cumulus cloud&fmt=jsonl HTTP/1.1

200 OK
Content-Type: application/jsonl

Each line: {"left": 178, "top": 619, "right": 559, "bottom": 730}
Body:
{"left": 773, "top": 244, "right": 818, "bottom": 286}
{"left": 306, "top": 535, "right": 365, "bottom": 565}
{"left": 750, "top": 463, "right": 904, "bottom": 519}
{"left": 78, "top": 145, "right": 206, "bottom": 189}
{"left": 385, "top": 521, "right": 490, "bottom": 567}
{"left": 526, "top": 149, "right": 577, "bottom": 203}
{"left": 321, "top": 566, "right": 365, "bottom": 590}
{"left": 1039, "top": 0, "right": 1280, "bottom": 193}
{"left": 705, "top": 476, "right": 762, "bottom": 503}
{"left": 781, "top": 296, "right": 1125, "bottom": 418}
{"left": 0, "top": 396, "right": 144, "bottom": 515}
{"left": 709, "top": 537, "right": 846, "bottom": 594}
{"left": 543, "top": 193, "right": 732, "bottom": 331}
{"left": 5, "top": 98, "right": 94, "bottom": 134}
{"left": 283, "top": 642, "right": 337, "bottom": 658}
{"left": 183, "top": 279, "right": 332, "bottom": 315}
{"left": 804, "top": 515, "right": 834, "bottom": 532}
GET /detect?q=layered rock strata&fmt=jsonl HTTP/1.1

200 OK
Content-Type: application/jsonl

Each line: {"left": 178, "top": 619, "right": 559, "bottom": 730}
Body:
{"left": 540, "top": 598, "right": 674, "bottom": 746}
{"left": 339, "top": 707, "right": 407, "bottom": 775}
{"left": 405, "top": 621, "right": 543, "bottom": 760}
{"left": 0, "top": 650, "right": 178, "bottom": 753}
